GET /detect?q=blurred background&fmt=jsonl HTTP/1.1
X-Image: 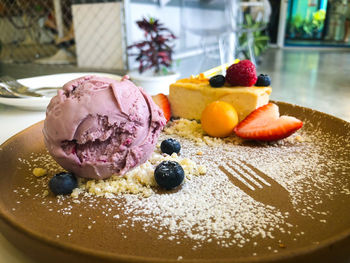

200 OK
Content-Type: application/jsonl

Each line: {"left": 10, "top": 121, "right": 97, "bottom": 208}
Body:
{"left": 0, "top": 0, "right": 349, "bottom": 79}
{"left": 1, "top": 2, "right": 350, "bottom": 263}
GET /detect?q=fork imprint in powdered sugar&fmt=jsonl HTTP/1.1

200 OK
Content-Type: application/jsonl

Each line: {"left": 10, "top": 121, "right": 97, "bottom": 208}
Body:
{"left": 219, "top": 159, "right": 294, "bottom": 211}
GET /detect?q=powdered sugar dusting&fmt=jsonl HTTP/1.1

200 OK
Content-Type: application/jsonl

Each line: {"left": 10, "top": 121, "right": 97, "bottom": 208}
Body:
{"left": 14, "top": 116, "right": 350, "bottom": 255}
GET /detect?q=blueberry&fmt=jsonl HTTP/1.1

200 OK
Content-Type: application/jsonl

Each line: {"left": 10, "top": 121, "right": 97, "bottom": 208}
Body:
{"left": 49, "top": 172, "right": 78, "bottom": 195}
{"left": 160, "top": 138, "right": 181, "bottom": 155}
{"left": 209, "top": 75, "right": 225, "bottom": 87}
{"left": 255, "top": 74, "right": 271, "bottom": 86}
{"left": 154, "top": 161, "right": 185, "bottom": 190}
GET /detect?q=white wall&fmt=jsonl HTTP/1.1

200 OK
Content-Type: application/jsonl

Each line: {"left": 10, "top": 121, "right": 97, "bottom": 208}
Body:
{"left": 125, "top": 1, "right": 227, "bottom": 69}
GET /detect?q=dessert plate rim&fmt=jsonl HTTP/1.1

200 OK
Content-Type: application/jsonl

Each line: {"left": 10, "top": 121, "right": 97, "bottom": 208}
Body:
{"left": 0, "top": 101, "right": 349, "bottom": 263}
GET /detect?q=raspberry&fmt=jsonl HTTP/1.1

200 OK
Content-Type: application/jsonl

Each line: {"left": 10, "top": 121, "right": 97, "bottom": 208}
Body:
{"left": 225, "top": 60, "right": 257, "bottom": 87}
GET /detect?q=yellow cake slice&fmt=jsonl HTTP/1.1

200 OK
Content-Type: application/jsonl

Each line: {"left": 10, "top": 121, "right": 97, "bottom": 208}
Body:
{"left": 169, "top": 74, "right": 272, "bottom": 122}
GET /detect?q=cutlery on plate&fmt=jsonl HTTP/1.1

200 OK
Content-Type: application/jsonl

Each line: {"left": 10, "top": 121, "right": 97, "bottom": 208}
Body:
{"left": 0, "top": 76, "right": 60, "bottom": 98}
{"left": 0, "top": 86, "right": 19, "bottom": 98}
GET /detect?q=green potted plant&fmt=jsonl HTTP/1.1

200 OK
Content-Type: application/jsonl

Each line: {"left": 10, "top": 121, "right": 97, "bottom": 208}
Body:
{"left": 288, "top": 10, "right": 326, "bottom": 39}
{"left": 288, "top": 14, "right": 304, "bottom": 38}
{"left": 238, "top": 14, "right": 269, "bottom": 62}
{"left": 127, "top": 17, "right": 179, "bottom": 95}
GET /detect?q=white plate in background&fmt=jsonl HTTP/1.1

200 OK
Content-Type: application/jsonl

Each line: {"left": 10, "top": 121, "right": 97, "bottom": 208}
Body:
{"left": 0, "top": 73, "right": 122, "bottom": 111}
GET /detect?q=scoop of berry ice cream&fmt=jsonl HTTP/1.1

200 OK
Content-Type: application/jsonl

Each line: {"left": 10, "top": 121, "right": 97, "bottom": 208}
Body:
{"left": 43, "top": 75, "right": 166, "bottom": 180}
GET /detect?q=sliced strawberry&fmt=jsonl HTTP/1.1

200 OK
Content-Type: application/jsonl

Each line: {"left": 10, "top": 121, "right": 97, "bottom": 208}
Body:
{"left": 234, "top": 103, "right": 303, "bottom": 141}
{"left": 152, "top": 93, "right": 171, "bottom": 122}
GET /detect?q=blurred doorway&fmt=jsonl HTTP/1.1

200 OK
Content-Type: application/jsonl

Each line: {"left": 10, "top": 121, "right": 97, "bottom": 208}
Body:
{"left": 284, "top": 0, "right": 350, "bottom": 47}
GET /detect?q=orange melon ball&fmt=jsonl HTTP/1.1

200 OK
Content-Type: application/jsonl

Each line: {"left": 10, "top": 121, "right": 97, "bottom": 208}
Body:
{"left": 201, "top": 101, "right": 239, "bottom": 137}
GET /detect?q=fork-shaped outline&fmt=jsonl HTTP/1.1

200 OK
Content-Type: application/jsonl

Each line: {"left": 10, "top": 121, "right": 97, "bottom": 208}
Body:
{"left": 219, "top": 159, "right": 294, "bottom": 211}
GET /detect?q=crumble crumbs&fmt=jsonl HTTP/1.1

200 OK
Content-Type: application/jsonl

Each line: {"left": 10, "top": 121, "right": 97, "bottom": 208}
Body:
{"left": 71, "top": 151, "right": 206, "bottom": 198}
{"left": 32, "top": 167, "right": 47, "bottom": 177}
{"left": 164, "top": 118, "right": 245, "bottom": 146}
{"left": 164, "top": 118, "right": 227, "bottom": 146}
{"left": 18, "top": 115, "right": 349, "bottom": 252}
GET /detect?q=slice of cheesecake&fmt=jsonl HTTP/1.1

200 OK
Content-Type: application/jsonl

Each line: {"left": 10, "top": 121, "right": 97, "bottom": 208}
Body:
{"left": 169, "top": 74, "right": 272, "bottom": 122}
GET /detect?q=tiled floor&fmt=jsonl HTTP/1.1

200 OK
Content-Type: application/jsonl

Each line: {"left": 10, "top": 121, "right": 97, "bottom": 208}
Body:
{"left": 258, "top": 48, "right": 350, "bottom": 121}
{"left": 1, "top": 47, "right": 350, "bottom": 121}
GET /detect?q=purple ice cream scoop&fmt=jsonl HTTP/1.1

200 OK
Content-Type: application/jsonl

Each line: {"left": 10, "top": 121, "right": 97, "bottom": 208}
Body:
{"left": 43, "top": 75, "right": 166, "bottom": 180}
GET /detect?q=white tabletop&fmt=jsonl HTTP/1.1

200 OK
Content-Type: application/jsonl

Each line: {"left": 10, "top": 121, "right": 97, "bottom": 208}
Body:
{"left": 0, "top": 106, "right": 45, "bottom": 145}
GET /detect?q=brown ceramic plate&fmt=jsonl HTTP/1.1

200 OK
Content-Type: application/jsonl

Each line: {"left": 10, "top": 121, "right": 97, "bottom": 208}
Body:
{"left": 0, "top": 102, "right": 349, "bottom": 263}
